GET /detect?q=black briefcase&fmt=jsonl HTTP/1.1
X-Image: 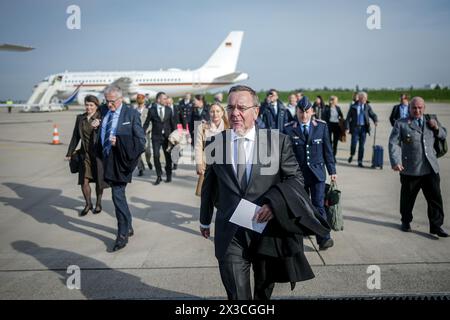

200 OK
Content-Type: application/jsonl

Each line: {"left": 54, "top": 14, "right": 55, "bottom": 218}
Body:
{"left": 69, "top": 150, "right": 83, "bottom": 174}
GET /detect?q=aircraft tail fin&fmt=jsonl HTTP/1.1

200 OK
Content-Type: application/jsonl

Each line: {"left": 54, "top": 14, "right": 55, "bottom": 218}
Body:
{"left": 199, "top": 31, "right": 244, "bottom": 75}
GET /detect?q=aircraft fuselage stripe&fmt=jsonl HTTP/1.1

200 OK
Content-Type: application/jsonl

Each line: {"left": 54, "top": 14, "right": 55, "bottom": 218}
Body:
{"left": 70, "top": 82, "right": 234, "bottom": 87}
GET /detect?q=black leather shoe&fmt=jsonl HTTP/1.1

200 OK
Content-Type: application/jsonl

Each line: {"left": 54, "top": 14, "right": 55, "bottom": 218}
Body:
{"left": 430, "top": 227, "right": 449, "bottom": 238}
{"left": 112, "top": 235, "right": 128, "bottom": 252}
{"left": 358, "top": 163, "right": 364, "bottom": 168}
{"left": 319, "top": 239, "right": 334, "bottom": 251}
{"left": 147, "top": 162, "right": 153, "bottom": 171}
{"left": 401, "top": 222, "right": 412, "bottom": 232}
{"left": 93, "top": 205, "right": 102, "bottom": 214}
{"left": 128, "top": 228, "right": 134, "bottom": 237}
{"left": 166, "top": 175, "right": 172, "bottom": 183}
{"left": 348, "top": 156, "right": 353, "bottom": 163}
{"left": 138, "top": 169, "right": 144, "bottom": 176}
{"left": 154, "top": 176, "right": 162, "bottom": 185}
{"left": 79, "top": 205, "right": 92, "bottom": 217}
{"left": 173, "top": 164, "right": 178, "bottom": 170}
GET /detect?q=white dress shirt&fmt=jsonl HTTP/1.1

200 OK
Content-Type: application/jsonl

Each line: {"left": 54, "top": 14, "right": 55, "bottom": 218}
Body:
{"left": 157, "top": 104, "right": 165, "bottom": 120}
{"left": 200, "top": 126, "right": 256, "bottom": 229}
{"left": 231, "top": 125, "right": 256, "bottom": 182}
{"left": 286, "top": 104, "right": 296, "bottom": 118}
{"left": 271, "top": 102, "right": 278, "bottom": 116}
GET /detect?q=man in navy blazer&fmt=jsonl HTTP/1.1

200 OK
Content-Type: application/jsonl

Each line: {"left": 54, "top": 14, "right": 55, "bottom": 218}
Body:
{"left": 284, "top": 98, "right": 337, "bottom": 250}
{"left": 259, "top": 89, "right": 291, "bottom": 130}
{"left": 345, "top": 91, "right": 378, "bottom": 167}
{"left": 93, "top": 85, "right": 145, "bottom": 252}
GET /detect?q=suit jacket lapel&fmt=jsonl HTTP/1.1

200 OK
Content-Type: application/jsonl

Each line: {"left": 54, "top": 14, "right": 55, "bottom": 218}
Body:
{"left": 116, "top": 105, "right": 127, "bottom": 133}
{"left": 163, "top": 106, "right": 170, "bottom": 122}
{"left": 307, "top": 122, "right": 314, "bottom": 145}
{"left": 294, "top": 122, "right": 307, "bottom": 142}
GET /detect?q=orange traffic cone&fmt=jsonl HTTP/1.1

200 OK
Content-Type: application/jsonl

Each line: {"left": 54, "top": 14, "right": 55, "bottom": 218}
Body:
{"left": 52, "top": 124, "right": 61, "bottom": 145}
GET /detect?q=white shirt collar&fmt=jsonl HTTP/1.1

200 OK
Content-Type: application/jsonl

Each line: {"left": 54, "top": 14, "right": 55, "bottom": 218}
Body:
{"left": 231, "top": 125, "right": 256, "bottom": 142}
{"left": 301, "top": 119, "right": 311, "bottom": 127}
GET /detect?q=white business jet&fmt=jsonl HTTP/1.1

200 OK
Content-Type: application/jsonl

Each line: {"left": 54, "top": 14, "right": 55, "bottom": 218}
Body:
{"left": 21, "top": 31, "right": 248, "bottom": 112}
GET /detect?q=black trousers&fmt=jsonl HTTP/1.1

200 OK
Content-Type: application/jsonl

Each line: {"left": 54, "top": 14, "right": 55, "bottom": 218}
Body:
{"left": 218, "top": 228, "right": 275, "bottom": 300}
{"left": 152, "top": 138, "right": 172, "bottom": 177}
{"left": 328, "top": 122, "right": 341, "bottom": 157}
{"left": 111, "top": 182, "right": 132, "bottom": 237}
{"left": 400, "top": 172, "right": 444, "bottom": 230}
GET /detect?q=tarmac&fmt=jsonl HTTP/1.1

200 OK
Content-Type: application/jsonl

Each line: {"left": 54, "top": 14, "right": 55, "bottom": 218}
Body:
{"left": 0, "top": 102, "right": 449, "bottom": 299}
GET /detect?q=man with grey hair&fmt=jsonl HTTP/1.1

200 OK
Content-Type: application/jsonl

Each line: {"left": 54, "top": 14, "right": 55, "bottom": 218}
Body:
{"left": 389, "top": 96, "right": 448, "bottom": 237}
{"left": 214, "top": 92, "right": 224, "bottom": 105}
{"left": 92, "top": 85, "right": 146, "bottom": 251}
{"left": 200, "top": 85, "right": 330, "bottom": 299}
{"left": 345, "top": 91, "right": 378, "bottom": 167}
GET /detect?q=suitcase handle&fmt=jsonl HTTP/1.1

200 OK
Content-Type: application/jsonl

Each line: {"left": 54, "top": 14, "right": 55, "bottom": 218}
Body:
{"left": 373, "top": 125, "right": 377, "bottom": 147}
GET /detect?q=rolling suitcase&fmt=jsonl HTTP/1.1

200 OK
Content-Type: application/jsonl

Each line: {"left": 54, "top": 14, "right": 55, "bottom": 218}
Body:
{"left": 371, "top": 126, "right": 383, "bottom": 169}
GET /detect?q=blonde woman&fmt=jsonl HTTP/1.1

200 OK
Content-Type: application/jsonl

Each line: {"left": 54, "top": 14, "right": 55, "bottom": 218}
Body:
{"left": 194, "top": 103, "right": 229, "bottom": 196}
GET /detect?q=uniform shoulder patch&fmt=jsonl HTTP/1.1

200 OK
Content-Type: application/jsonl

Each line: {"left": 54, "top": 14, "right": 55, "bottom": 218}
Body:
{"left": 284, "top": 121, "right": 295, "bottom": 127}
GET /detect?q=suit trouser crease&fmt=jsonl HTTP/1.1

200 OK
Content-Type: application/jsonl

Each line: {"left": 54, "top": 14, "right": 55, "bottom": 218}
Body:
{"left": 350, "top": 126, "right": 367, "bottom": 163}
{"left": 218, "top": 228, "right": 275, "bottom": 300}
{"left": 303, "top": 168, "right": 331, "bottom": 244}
{"left": 152, "top": 138, "right": 172, "bottom": 177}
{"left": 111, "top": 183, "right": 132, "bottom": 237}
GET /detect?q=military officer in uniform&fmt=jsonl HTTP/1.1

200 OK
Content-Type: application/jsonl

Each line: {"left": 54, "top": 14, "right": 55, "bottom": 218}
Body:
{"left": 178, "top": 93, "right": 193, "bottom": 131}
{"left": 388, "top": 96, "right": 448, "bottom": 237}
{"left": 284, "top": 97, "right": 337, "bottom": 250}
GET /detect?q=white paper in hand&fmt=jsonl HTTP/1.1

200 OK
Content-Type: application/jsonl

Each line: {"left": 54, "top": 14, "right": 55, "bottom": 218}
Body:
{"left": 229, "top": 199, "right": 267, "bottom": 234}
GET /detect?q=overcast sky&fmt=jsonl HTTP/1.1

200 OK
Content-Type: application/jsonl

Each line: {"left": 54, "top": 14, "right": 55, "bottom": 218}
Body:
{"left": 1, "top": 0, "right": 449, "bottom": 99}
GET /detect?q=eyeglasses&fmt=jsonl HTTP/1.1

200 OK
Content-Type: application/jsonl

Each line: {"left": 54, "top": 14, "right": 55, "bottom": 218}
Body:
{"left": 105, "top": 97, "right": 121, "bottom": 105}
{"left": 226, "top": 105, "right": 257, "bottom": 113}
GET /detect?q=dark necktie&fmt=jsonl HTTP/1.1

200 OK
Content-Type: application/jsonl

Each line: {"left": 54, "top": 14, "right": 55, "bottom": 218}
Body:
{"left": 303, "top": 124, "right": 309, "bottom": 140}
{"left": 417, "top": 118, "right": 423, "bottom": 128}
{"left": 236, "top": 138, "right": 248, "bottom": 192}
{"left": 103, "top": 112, "right": 114, "bottom": 157}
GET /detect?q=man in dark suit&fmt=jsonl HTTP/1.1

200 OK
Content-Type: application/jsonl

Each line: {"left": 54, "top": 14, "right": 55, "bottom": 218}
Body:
{"left": 200, "top": 85, "right": 328, "bottom": 300}
{"left": 166, "top": 96, "right": 181, "bottom": 170}
{"left": 259, "top": 89, "right": 290, "bottom": 129}
{"left": 345, "top": 91, "right": 378, "bottom": 167}
{"left": 389, "top": 96, "right": 448, "bottom": 237}
{"left": 189, "top": 94, "right": 210, "bottom": 143}
{"left": 389, "top": 93, "right": 410, "bottom": 127}
{"left": 178, "top": 93, "right": 193, "bottom": 130}
{"left": 166, "top": 96, "right": 181, "bottom": 126}
{"left": 284, "top": 98, "right": 337, "bottom": 250}
{"left": 143, "top": 92, "right": 176, "bottom": 185}
{"left": 92, "top": 85, "right": 145, "bottom": 252}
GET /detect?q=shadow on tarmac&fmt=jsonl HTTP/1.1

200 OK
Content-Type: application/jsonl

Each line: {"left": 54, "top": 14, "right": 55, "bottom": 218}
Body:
{"left": 1, "top": 183, "right": 117, "bottom": 249}
{"left": 11, "top": 240, "right": 198, "bottom": 299}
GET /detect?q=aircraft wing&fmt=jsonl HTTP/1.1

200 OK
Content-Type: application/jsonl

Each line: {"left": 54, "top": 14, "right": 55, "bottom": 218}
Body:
{"left": 0, "top": 43, "right": 34, "bottom": 52}
{"left": 213, "top": 71, "right": 249, "bottom": 83}
{"left": 110, "top": 77, "right": 135, "bottom": 95}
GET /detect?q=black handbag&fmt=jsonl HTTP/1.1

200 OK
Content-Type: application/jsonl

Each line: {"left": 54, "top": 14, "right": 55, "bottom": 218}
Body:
{"left": 425, "top": 114, "right": 448, "bottom": 158}
{"left": 69, "top": 150, "right": 84, "bottom": 174}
